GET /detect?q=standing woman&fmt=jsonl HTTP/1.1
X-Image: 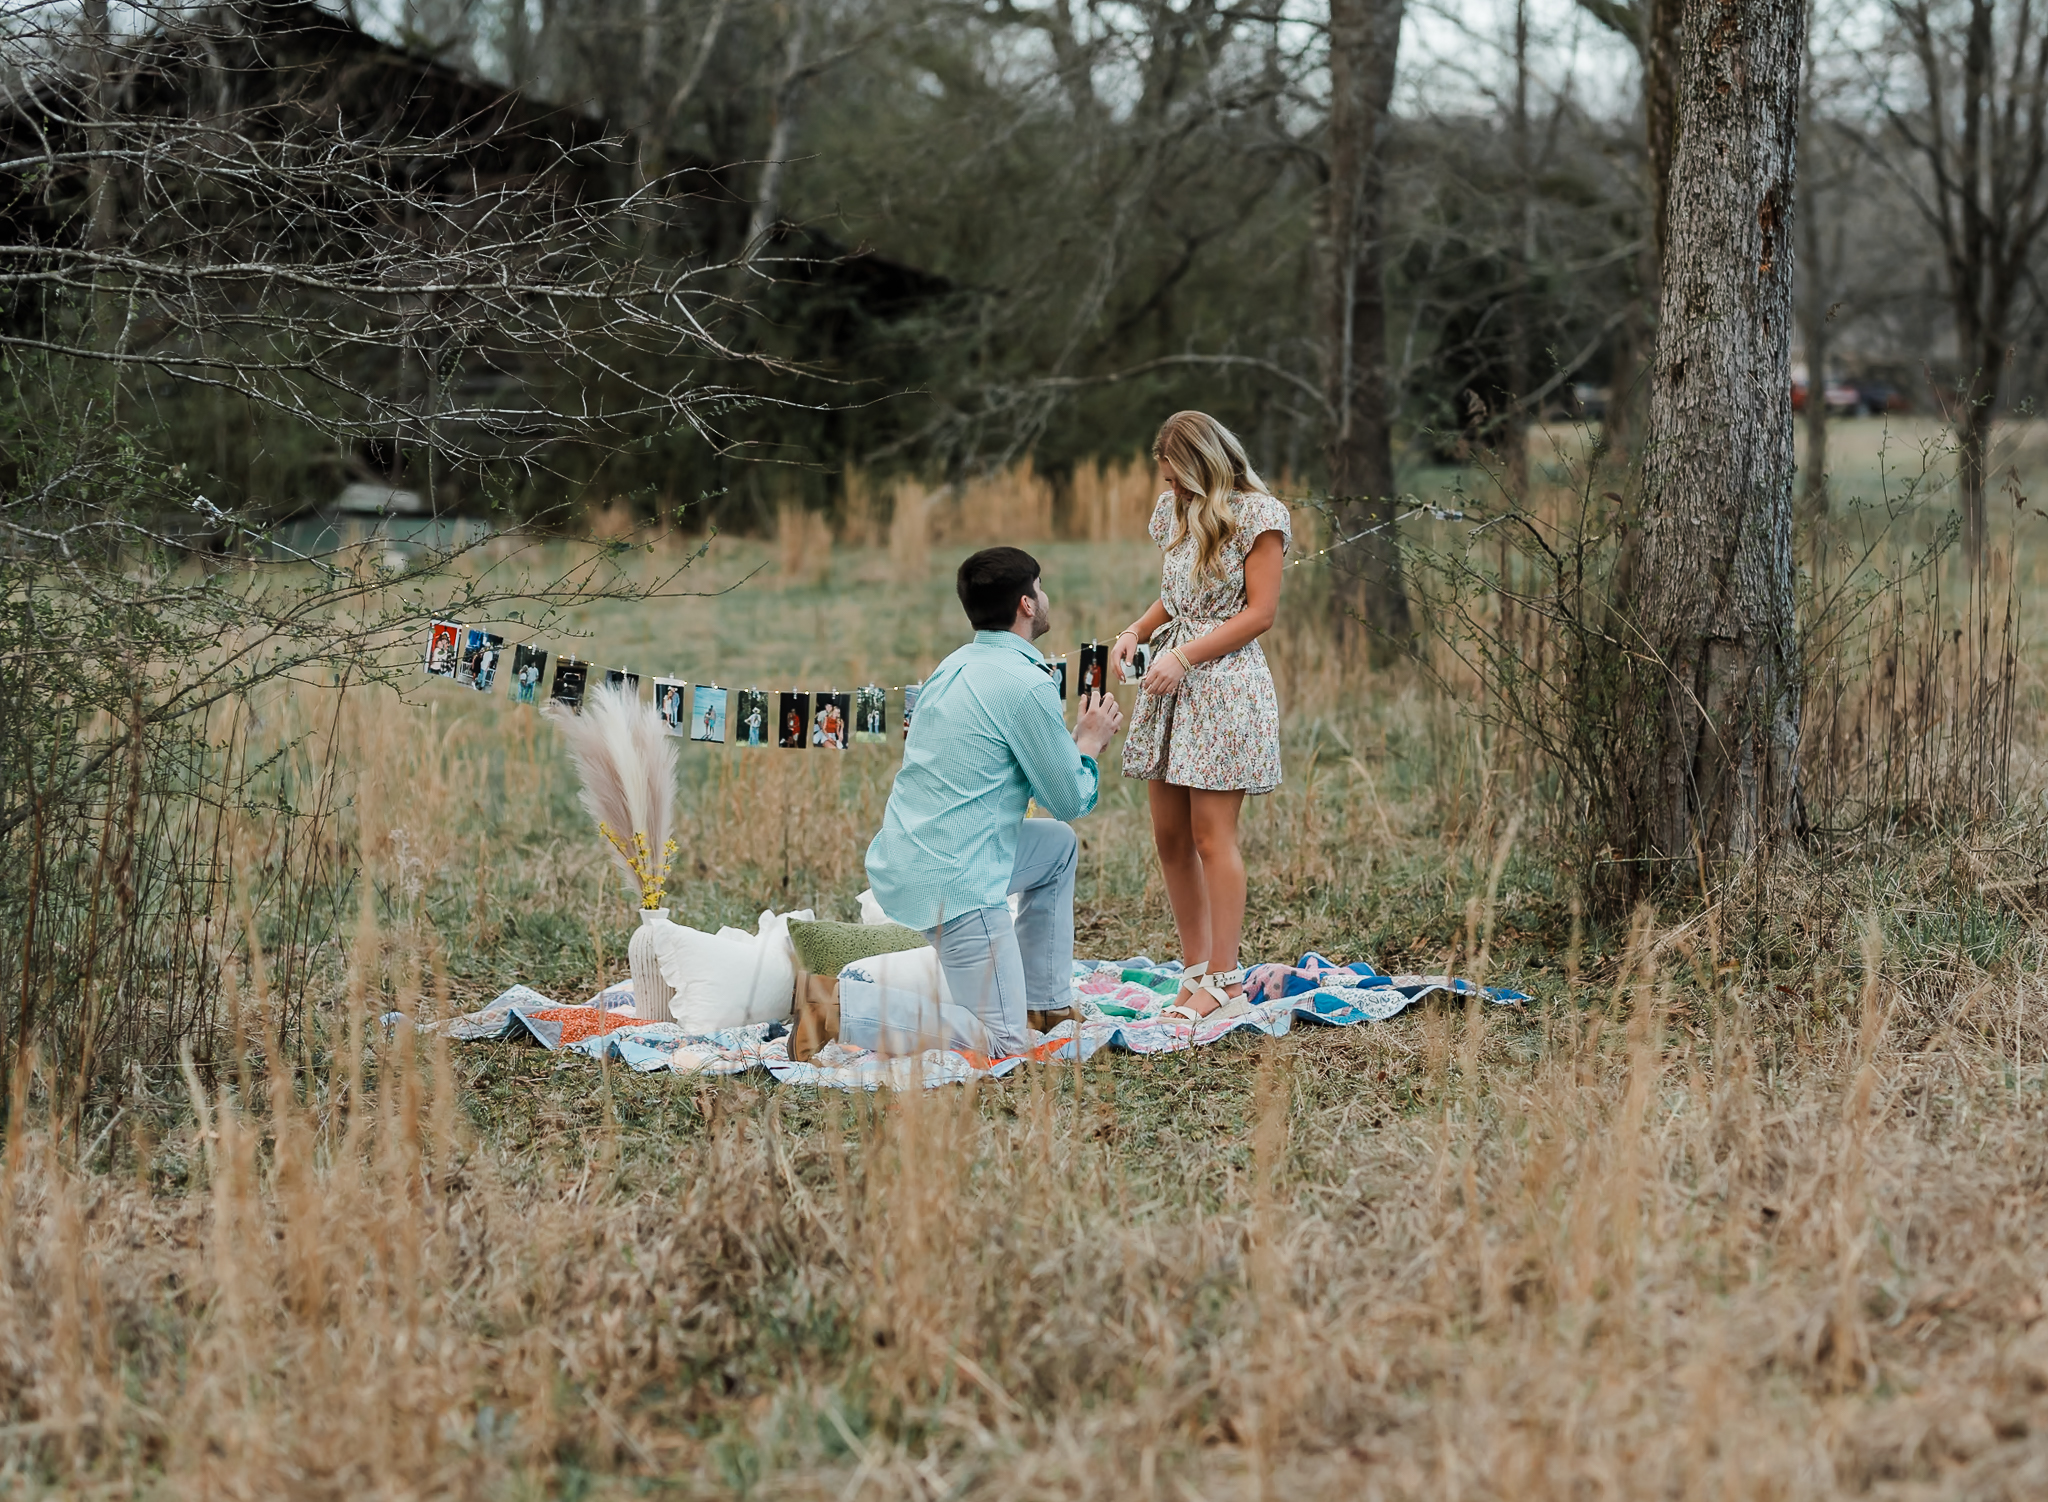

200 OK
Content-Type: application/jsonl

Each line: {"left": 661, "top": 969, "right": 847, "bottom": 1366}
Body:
{"left": 1110, "top": 411, "right": 1289, "bottom": 1021}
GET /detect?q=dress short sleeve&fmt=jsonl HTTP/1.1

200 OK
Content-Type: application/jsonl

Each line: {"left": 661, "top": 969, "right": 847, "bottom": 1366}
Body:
{"left": 1237, "top": 491, "right": 1291, "bottom": 555}
{"left": 1149, "top": 492, "right": 1175, "bottom": 547}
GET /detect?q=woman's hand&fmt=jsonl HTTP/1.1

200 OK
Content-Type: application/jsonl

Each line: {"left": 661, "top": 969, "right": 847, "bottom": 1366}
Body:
{"left": 1109, "top": 629, "right": 1138, "bottom": 682}
{"left": 1141, "top": 647, "right": 1187, "bottom": 697}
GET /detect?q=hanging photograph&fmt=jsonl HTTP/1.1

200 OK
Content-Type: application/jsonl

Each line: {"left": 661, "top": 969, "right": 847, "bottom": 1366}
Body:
{"left": 549, "top": 658, "right": 589, "bottom": 711}
{"left": 510, "top": 645, "right": 548, "bottom": 705}
{"left": 604, "top": 668, "right": 641, "bottom": 695}
{"left": 1078, "top": 641, "right": 1109, "bottom": 699}
{"left": 425, "top": 620, "right": 462, "bottom": 677}
{"left": 854, "top": 685, "right": 886, "bottom": 743}
{"left": 736, "top": 689, "right": 769, "bottom": 747}
{"left": 901, "top": 681, "right": 921, "bottom": 740}
{"left": 778, "top": 692, "right": 810, "bottom": 748}
{"left": 690, "top": 684, "right": 728, "bottom": 743}
{"left": 812, "top": 691, "right": 851, "bottom": 750}
{"left": 459, "top": 628, "right": 504, "bottom": 691}
{"left": 653, "top": 677, "right": 688, "bottom": 736}
{"left": 1052, "top": 657, "right": 1068, "bottom": 702}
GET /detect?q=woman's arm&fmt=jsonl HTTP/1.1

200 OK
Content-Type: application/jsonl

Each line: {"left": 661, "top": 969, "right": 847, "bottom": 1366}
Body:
{"left": 1180, "top": 530, "right": 1283, "bottom": 663}
{"left": 1109, "top": 597, "right": 1173, "bottom": 678}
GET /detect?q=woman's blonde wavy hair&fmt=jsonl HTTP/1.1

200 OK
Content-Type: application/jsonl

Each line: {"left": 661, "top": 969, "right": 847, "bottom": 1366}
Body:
{"left": 1151, "top": 410, "right": 1270, "bottom": 583}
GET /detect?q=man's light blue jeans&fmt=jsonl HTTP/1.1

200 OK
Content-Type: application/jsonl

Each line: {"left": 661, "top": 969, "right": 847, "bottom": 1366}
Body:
{"left": 837, "top": 819, "right": 1079, "bottom": 1060}
{"left": 928, "top": 818, "right": 1078, "bottom": 1057}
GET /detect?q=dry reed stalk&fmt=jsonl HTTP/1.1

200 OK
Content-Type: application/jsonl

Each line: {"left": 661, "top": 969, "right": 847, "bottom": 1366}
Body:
{"left": 1070, "top": 456, "right": 1158, "bottom": 541}
{"left": 841, "top": 464, "right": 884, "bottom": 548}
{"left": 887, "top": 477, "right": 933, "bottom": 582}
{"left": 941, "top": 458, "right": 1055, "bottom": 544}
{"left": 776, "top": 501, "right": 834, "bottom": 586}
{"left": 586, "top": 497, "right": 637, "bottom": 538}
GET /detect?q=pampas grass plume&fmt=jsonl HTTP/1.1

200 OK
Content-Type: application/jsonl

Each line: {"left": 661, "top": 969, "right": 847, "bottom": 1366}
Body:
{"left": 548, "top": 684, "right": 677, "bottom": 904}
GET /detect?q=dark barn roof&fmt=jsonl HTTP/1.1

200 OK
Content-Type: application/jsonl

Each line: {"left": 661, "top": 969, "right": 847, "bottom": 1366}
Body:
{"left": 0, "top": 2, "right": 950, "bottom": 521}
{"left": 0, "top": 1, "right": 942, "bottom": 292}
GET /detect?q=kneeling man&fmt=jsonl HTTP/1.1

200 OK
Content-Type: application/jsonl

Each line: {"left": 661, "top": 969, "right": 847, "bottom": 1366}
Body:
{"left": 862, "top": 547, "right": 1122, "bottom": 1057}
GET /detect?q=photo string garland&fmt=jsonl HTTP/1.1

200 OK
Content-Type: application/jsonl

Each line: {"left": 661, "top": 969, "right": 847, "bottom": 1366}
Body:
{"left": 424, "top": 622, "right": 1099, "bottom": 748}
{"left": 420, "top": 502, "right": 1471, "bottom": 745}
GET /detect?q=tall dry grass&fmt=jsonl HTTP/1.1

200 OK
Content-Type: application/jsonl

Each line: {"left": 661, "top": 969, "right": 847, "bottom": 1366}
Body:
{"left": 1070, "top": 455, "right": 1159, "bottom": 541}
{"left": 7, "top": 879, "right": 2048, "bottom": 1496}
{"left": 887, "top": 477, "right": 934, "bottom": 584}
{"left": 1802, "top": 535, "right": 2023, "bottom": 830}
{"left": 10, "top": 439, "right": 2048, "bottom": 1496}
{"left": 1406, "top": 429, "right": 2038, "bottom": 859}
{"left": 923, "top": 457, "right": 1056, "bottom": 545}
{"left": 840, "top": 465, "right": 885, "bottom": 549}
{"left": 776, "top": 502, "right": 835, "bottom": 587}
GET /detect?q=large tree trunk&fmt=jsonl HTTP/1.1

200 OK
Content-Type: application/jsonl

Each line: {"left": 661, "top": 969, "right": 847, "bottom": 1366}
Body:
{"left": 1612, "top": 0, "right": 1806, "bottom": 890}
{"left": 1322, "top": 0, "right": 1412, "bottom": 652}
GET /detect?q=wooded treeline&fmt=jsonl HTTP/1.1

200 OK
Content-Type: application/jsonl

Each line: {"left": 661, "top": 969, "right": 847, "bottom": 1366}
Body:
{"left": 392, "top": 0, "right": 2044, "bottom": 512}
{"left": 8, "top": 1, "right": 2041, "bottom": 540}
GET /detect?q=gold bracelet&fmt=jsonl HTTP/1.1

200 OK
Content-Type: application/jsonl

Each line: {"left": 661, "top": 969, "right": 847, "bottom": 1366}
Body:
{"left": 1170, "top": 646, "right": 1193, "bottom": 673}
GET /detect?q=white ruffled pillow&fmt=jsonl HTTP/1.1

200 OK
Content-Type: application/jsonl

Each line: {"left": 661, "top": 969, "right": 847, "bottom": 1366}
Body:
{"left": 648, "top": 907, "right": 811, "bottom": 1032}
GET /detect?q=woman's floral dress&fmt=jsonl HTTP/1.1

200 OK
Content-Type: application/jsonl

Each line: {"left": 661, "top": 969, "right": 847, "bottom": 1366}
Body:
{"left": 1121, "top": 490, "right": 1289, "bottom": 793}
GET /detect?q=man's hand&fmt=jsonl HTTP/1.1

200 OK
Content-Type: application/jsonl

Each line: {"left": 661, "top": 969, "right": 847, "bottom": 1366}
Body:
{"left": 1073, "top": 688, "right": 1123, "bottom": 759}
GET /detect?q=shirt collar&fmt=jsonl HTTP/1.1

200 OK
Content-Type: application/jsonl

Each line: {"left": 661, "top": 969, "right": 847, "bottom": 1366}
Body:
{"left": 972, "top": 629, "right": 1047, "bottom": 664}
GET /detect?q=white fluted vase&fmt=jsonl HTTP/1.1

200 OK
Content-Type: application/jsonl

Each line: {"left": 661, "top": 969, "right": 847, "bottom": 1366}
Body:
{"left": 629, "top": 908, "right": 677, "bottom": 1021}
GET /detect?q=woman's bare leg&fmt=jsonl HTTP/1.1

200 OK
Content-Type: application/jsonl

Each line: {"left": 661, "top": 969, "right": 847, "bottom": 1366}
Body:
{"left": 1188, "top": 788, "right": 1248, "bottom": 1005}
{"left": 1148, "top": 780, "right": 1209, "bottom": 977}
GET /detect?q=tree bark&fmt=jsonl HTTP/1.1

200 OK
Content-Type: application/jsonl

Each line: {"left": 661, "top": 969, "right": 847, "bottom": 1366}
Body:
{"left": 1643, "top": 0, "right": 1682, "bottom": 262}
{"left": 1613, "top": 0, "right": 1806, "bottom": 889}
{"left": 745, "top": 0, "right": 815, "bottom": 260}
{"left": 1322, "top": 0, "right": 1412, "bottom": 652}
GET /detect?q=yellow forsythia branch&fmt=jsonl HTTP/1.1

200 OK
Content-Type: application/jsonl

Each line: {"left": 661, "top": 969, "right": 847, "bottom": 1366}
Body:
{"left": 600, "top": 823, "right": 681, "bottom": 908}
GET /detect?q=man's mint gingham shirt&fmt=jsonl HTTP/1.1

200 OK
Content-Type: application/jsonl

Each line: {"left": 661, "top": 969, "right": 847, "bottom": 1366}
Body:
{"left": 865, "top": 630, "right": 1100, "bottom": 929}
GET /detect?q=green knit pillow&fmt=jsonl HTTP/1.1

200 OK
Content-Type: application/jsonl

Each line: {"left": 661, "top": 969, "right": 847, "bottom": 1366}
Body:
{"left": 787, "top": 918, "right": 928, "bottom": 977}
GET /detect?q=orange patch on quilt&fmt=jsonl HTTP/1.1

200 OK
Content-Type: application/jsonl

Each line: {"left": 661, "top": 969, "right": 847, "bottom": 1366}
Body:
{"left": 527, "top": 1007, "right": 643, "bottom": 1046}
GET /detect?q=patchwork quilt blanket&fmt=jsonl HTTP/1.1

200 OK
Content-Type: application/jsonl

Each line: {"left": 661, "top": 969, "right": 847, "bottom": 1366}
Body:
{"left": 432, "top": 956, "right": 1529, "bottom": 1092}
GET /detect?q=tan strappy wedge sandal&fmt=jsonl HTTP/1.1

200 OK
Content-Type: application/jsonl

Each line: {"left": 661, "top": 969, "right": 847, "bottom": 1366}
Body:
{"left": 1162, "top": 964, "right": 1254, "bottom": 1024}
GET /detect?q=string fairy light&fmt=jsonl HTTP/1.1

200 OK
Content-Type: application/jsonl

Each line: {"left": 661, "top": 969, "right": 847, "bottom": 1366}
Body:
{"left": 1280, "top": 501, "right": 1470, "bottom": 571}
{"left": 428, "top": 500, "right": 1476, "bottom": 716}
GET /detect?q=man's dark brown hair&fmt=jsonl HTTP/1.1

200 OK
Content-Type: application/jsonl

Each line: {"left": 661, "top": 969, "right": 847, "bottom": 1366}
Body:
{"left": 956, "top": 546, "right": 1042, "bottom": 631}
